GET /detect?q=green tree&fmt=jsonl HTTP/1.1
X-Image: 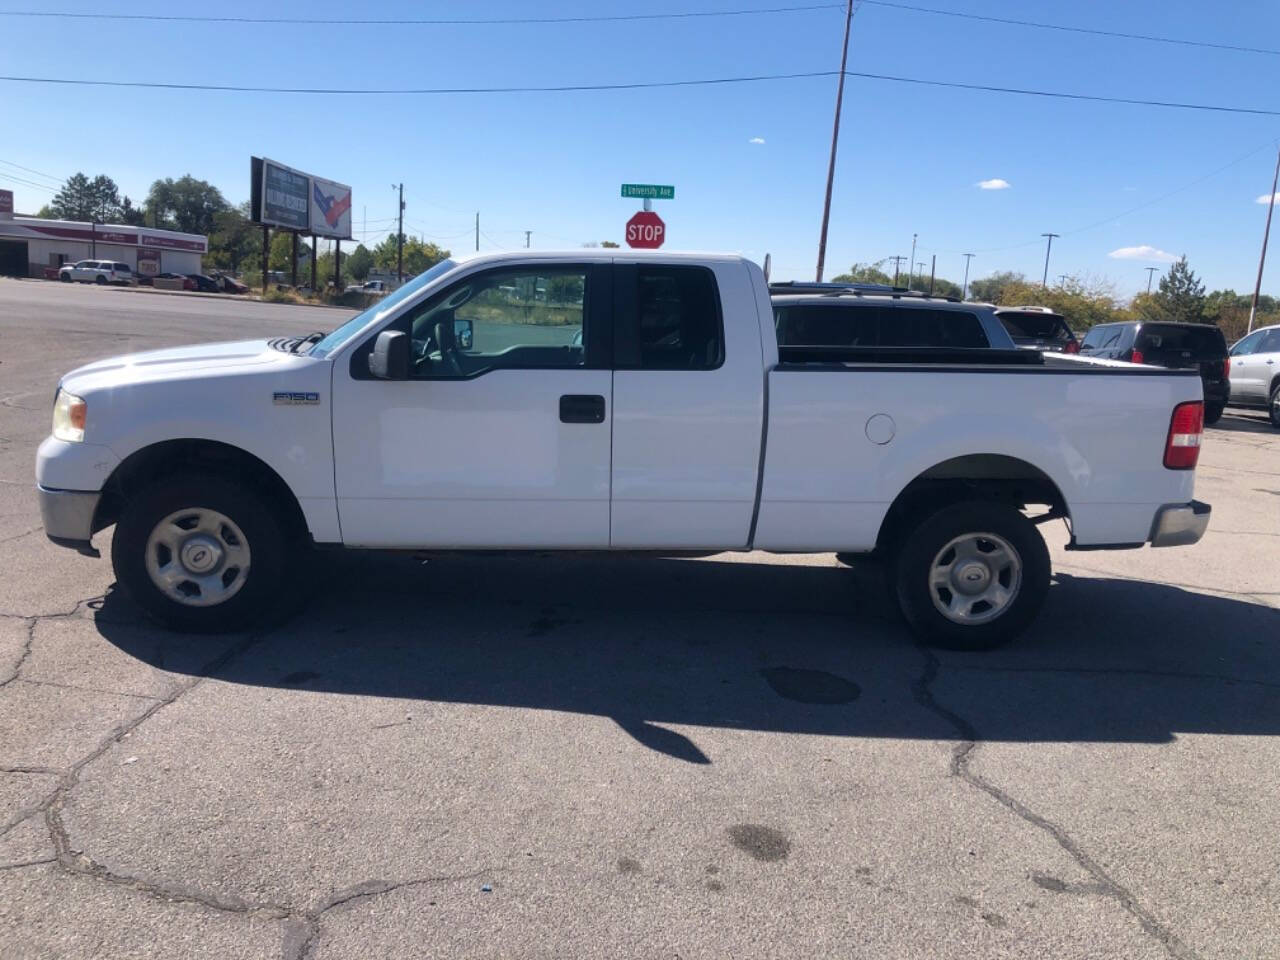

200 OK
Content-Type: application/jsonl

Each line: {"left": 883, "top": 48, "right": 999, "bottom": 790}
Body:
{"left": 206, "top": 205, "right": 260, "bottom": 273}
{"left": 50, "top": 172, "right": 124, "bottom": 221}
{"left": 832, "top": 261, "right": 894, "bottom": 285}
{"left": 371, "top": 234, "right": 449, "bottom": 276}
{"left": 967, "top": 271, "right": 1026, "bottom": 304}
{"left": 345, "top": 244, "right": 374, "bottom": 283}
{"left": 1143, "top": 256, "right": 1206, "bottom": 324}
{"left": 601, "top": 240, "right": 620, "bottom": 249}
{"left": 145, "top": 175, "right": 229, "bottom": 235}
{"left": 118, "top": 195, "right": 146, "bottom": 226}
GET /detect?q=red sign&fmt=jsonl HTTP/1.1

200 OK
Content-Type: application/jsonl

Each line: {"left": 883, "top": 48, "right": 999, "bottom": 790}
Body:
{"left": 625, "top": 210, "right": 665, "bottom": 249}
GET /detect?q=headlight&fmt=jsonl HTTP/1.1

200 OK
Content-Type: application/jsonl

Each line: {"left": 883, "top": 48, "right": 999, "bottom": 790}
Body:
{"left": 52, "top": 389, "right": 86, "bottom": 443}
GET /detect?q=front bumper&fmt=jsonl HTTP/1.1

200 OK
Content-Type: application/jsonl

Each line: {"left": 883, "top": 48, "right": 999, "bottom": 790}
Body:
{"left": 37, "top": 485, "right": 102, "bottom": 556}
{"left": 1149, "top": 500, "right": 1211, "bottom": 547}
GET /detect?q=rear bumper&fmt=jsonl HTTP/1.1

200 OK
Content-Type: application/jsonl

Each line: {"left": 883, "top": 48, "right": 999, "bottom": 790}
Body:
{"left": 37, "top": 485, "right": 101, "bottom": 556}
{"left": 1149, "top": 500, "right": 1211, "bottom": 547}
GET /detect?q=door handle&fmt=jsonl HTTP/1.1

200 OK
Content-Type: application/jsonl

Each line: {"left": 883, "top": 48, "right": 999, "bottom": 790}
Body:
{"left": 559, "top": 394, "right": 606, "bottom": 424}
{"left": 1267, "top": 359, "right": 1275, "bottom": 365}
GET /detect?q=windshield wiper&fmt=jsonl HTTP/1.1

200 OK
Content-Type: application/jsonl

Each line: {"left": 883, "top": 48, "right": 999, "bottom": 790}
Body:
{"left": 290, "top": 331, "right": 326, "bottom": 354}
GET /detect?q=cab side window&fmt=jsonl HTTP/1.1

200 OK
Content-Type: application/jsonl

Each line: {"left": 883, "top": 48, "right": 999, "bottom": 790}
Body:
{"left": 616, "top": 265, "right": 723, "bottom": 370}
{"left": 1231, "top": 330, "right": 1265, "bottom": 355}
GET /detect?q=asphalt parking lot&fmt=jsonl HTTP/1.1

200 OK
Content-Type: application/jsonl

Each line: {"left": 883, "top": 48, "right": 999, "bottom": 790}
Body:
{"left": 1, "top": 278, "right": 1278, "bottom": 959}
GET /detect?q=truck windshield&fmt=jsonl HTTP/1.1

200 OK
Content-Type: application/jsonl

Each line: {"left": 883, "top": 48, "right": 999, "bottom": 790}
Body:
{"left": 308, "top": 259, "right": 458, "bottom": 359}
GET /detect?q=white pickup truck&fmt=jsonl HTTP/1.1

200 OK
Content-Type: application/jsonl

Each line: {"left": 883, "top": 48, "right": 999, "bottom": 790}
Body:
{"left": 36, "top": 251, "right": 1210, "bottom": 649}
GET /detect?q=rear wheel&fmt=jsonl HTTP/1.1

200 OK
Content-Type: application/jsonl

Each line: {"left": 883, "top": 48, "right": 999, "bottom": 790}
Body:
{"left": 111, "top": 473, "right": 291, "bottom": 632}
{"left": 893, "top": 500, "right": 1049, "bottom": 650}
{"left": 1204, "top": 401, "right": 1225, "bottom": 426}
{"left": 1270, "top": 382, "right": 1280, "bottom": 429}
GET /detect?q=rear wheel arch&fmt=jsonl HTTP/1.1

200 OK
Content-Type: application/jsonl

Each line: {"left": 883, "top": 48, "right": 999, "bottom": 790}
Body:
{"left": 875, "top": 454, "right": 1068, "bottom": 556}
{"left": 94, "top": 439, "right": 309, "bottom": 542}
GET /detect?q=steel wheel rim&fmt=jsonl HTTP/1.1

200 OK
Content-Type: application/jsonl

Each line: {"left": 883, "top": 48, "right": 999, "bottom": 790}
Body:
{"left": 144, "top": 508, "right": 251, "bottom": 607}
{"left": 928, "top": 531, "right": 1022, "bottom": 625}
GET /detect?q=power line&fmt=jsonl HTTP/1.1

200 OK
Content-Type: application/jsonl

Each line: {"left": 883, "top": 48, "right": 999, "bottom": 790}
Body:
{"left": 0, "top": 171, "right": 57, "bottom": 193}
{"left": 0, "top": 157, "right": 64, "bottom": 186}
{"left": 2, "top": 70, "right": 1278, "bottom": 119}
{"left": 859, "top": 0, "right": 1280, "bottom": 58}
{"left": 0, "top": 3, "right": 842, "bottom": 26}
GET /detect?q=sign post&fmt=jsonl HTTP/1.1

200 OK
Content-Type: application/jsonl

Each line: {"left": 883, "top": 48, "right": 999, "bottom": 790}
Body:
{"left": 621, "top": 184, "right": 673, "bottom": 249}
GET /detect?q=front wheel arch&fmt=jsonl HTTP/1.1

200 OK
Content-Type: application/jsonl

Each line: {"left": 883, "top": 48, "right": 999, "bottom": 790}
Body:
{"left": 94, "top": 439, "right": 310, "bottom": 543}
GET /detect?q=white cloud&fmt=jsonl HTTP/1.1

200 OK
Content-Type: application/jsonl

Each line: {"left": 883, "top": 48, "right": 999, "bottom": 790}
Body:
{"left": 977, "top": 178, "right": 1010, "bottom": 190}
{"left": 1257, "top": 192, "right": 1280, "bottom": 204}
{"left": 1108, "top": 245, "right": 1177, "bottom": 263}
{"left": 748, "top": 137, "right": 766, "bottom": 145}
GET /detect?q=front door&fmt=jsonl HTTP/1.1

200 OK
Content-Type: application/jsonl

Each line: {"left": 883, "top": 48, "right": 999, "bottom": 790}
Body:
{"left": 1229, "top": 328, "right": 1269, "bottom": 402}
{"left": 331, "top": 262, "right": 614, "bottom": 548}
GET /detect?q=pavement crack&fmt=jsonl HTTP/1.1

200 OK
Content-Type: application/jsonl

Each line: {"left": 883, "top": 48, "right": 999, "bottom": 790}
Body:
{"left": 14, "top": 676, "right": 167, "bottom": 702}
{"left": 0, "top": 856, "right": 57, "bottom": 871}
{"left": 0, "top": 618, "right": 36, "bottom": 689}
{"left": 911, "top": 644, "right": 1203, "bottom": 960}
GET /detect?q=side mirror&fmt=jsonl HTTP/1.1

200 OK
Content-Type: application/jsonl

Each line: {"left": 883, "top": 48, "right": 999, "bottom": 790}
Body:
{"left": 368, "top": 330, "right": 410, "bottom": 380}
{"left": 454, "top": 318, "right": 474, "bottom": 350}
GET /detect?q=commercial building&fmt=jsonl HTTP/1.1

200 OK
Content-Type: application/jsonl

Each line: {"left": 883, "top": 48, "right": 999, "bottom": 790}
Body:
{"left": 0, "top": 199, "right": 207, "bottom": 279}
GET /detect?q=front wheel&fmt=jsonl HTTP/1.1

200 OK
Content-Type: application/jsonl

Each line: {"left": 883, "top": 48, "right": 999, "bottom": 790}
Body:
{"left": 1270, "top": 382, "right": 1280, "bottom": 429}
{"left": 111, "top": 473, "right": 290, "bottom": 632}
{"left": 95, "top": 275, "right": 107, "bottom": 285}
{"left": 59, "top": 272, "right": 71, "bottom": 282}
{"left": 893, "top": 500, "right": 1050, "bottom": 650}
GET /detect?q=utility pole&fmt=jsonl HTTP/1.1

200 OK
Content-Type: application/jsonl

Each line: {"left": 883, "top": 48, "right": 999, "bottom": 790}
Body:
{"left": 393, "top": 183, "right": 404, "bottom": 283}
{"left": 475, "top": 212, "right": 480, "bottom": 252}
{"left": 525, "top": 230, "right": 531, "bottom": 249}
{"left": 908, "top": 233, "right": 917, "bottom": 287}
{"left": 814, "top": 0, "right": 854, "bottom": 282}
{"left": 1057, "top": 274, "right": 1068, "bottom": 287}
{"left": 1248, "top": 144, "right": 1280, "bottom": 334}
{"left": 929, "top": 255, "right": 936, "bottom": 295}
{"left": 961, "top": 253, "right": 974, "bottom": 299}
{"left": 1040, "top": 232, "right": 1059, "bottom": 288}
{"left": 1145, "top": 266, "right": 1158, "bottom": 294}
{"left": 889, "top": 255, "right": 906, "bottom": 285}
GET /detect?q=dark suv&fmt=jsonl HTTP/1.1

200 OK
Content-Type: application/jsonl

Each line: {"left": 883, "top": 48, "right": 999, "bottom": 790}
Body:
{"left": 1079, "top": 321, "right": 1229, "bottom": 423}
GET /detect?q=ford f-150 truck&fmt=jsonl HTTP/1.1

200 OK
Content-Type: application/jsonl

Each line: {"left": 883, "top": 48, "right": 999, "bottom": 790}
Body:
{"left": 36, "top": 251, "right": 1210, "bottom": 648}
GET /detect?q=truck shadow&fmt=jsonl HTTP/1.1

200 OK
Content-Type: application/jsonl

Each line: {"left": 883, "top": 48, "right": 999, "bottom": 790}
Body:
{"left": 93, "top": 552, "right": 1280, "bottom": 763}
{"left": 1213, "top": 408, "right": 1276, "bottom": 434}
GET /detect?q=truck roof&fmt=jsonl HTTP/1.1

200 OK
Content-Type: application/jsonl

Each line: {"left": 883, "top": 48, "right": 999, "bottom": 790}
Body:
{"left": 451, "top": 249, "right": 752, "bottom": 266}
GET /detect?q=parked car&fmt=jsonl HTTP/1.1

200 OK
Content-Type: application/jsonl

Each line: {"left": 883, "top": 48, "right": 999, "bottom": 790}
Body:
{"left": 37, "top": 251, "right": 1209, "bottom": 650}
{"left": 994, "top": 306, "right": 1079, "bottom": 353}
{"left": 58, "top": 260, "right": 133, "bottom": 285}
{"left": 772, "top": 290, "right": 1018, "bottom": 350}
{"left": 214, "top": 274, "right": 248, "bottom": 295}
{"left": 1227, "top": 323, "right": 1280, "bottom": 428}
{"left": 153, "top": 272, "right": 197, "bottom": 291}
{"left": 1079, "top": 321, "right": 1229, "bottom": 424}
{"left": 185, "top": 274, "right": 220, "bottom": 293}
{"left": 770, "top": 280, "right": 904, "bottom": 295}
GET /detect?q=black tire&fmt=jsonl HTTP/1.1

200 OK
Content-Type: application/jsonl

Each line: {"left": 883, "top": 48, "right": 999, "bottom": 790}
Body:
{"left": 59, "top": 272, "right": 70, "bottom": 282}
{"left": 893, "top": 500, "right": 1050, "bottom": 651}
{"left": 1204, "top": 401, "right": 1225, "bottom": 426}
{"left": 95, "top": 275, "right": 107, "bottom": 285}
{"left": 1270, "top": 382, "right": 1280, "bottom": 430}
{"left": 111, "top": 473, "right": 290, "bottom": 632}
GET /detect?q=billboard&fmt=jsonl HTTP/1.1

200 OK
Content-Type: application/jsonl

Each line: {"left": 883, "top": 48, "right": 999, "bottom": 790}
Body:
{"left": 0, "top": 189, "right": 12, "bottom": 218}
{"left": 250, "top": 157, "right": 352, "bottom": 239}
{"left": 310, "top": 176, "right": 353, "bottom": 239}
{"left": 258, "top": 158, "right": 310, "bottom": 231}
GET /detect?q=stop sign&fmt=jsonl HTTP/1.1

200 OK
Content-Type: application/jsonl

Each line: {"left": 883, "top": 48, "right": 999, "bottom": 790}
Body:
{"left": 625, "top": 210, "right": 665, "bottom": 249}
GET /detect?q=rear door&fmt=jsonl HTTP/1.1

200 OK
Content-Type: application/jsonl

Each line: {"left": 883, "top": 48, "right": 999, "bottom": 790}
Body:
{"left": 1243, "top": 328, "right": 1280, "bottom": 401}
{"left": 331, "top": 261, "right": 614, "bottom": 548}
{"left": 609, "top": 260, "right": 764, "bottom": 548}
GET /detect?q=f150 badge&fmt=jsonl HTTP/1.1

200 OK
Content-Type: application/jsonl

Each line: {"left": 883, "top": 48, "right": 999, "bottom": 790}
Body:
{"left": 273, "top": 392, "right": 320, "bottom": 405}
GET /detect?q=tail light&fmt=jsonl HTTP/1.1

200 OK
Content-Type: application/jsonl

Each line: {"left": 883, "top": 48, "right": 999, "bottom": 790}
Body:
{"left": 1164, "top": 401, "right": 1204, "bottom": 469}
{"left": 1130, "top": 348, "right": 1145, "bottom": 364}
{"left": 1224, "top": 357, "right": 1231, "bottom": 378}
{"left": 1064, "top": 340, "right": 1080, "bottom": 354}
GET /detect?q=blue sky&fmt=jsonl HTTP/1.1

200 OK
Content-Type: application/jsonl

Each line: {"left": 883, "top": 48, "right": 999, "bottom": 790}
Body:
{"left": 1, "top": 0, "right": 1278, "bottom": 296}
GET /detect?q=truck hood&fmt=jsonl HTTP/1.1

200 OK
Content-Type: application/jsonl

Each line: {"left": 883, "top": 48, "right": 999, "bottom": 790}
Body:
{"left": 60, "top": 339, "right": 307, "bottom": 395}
